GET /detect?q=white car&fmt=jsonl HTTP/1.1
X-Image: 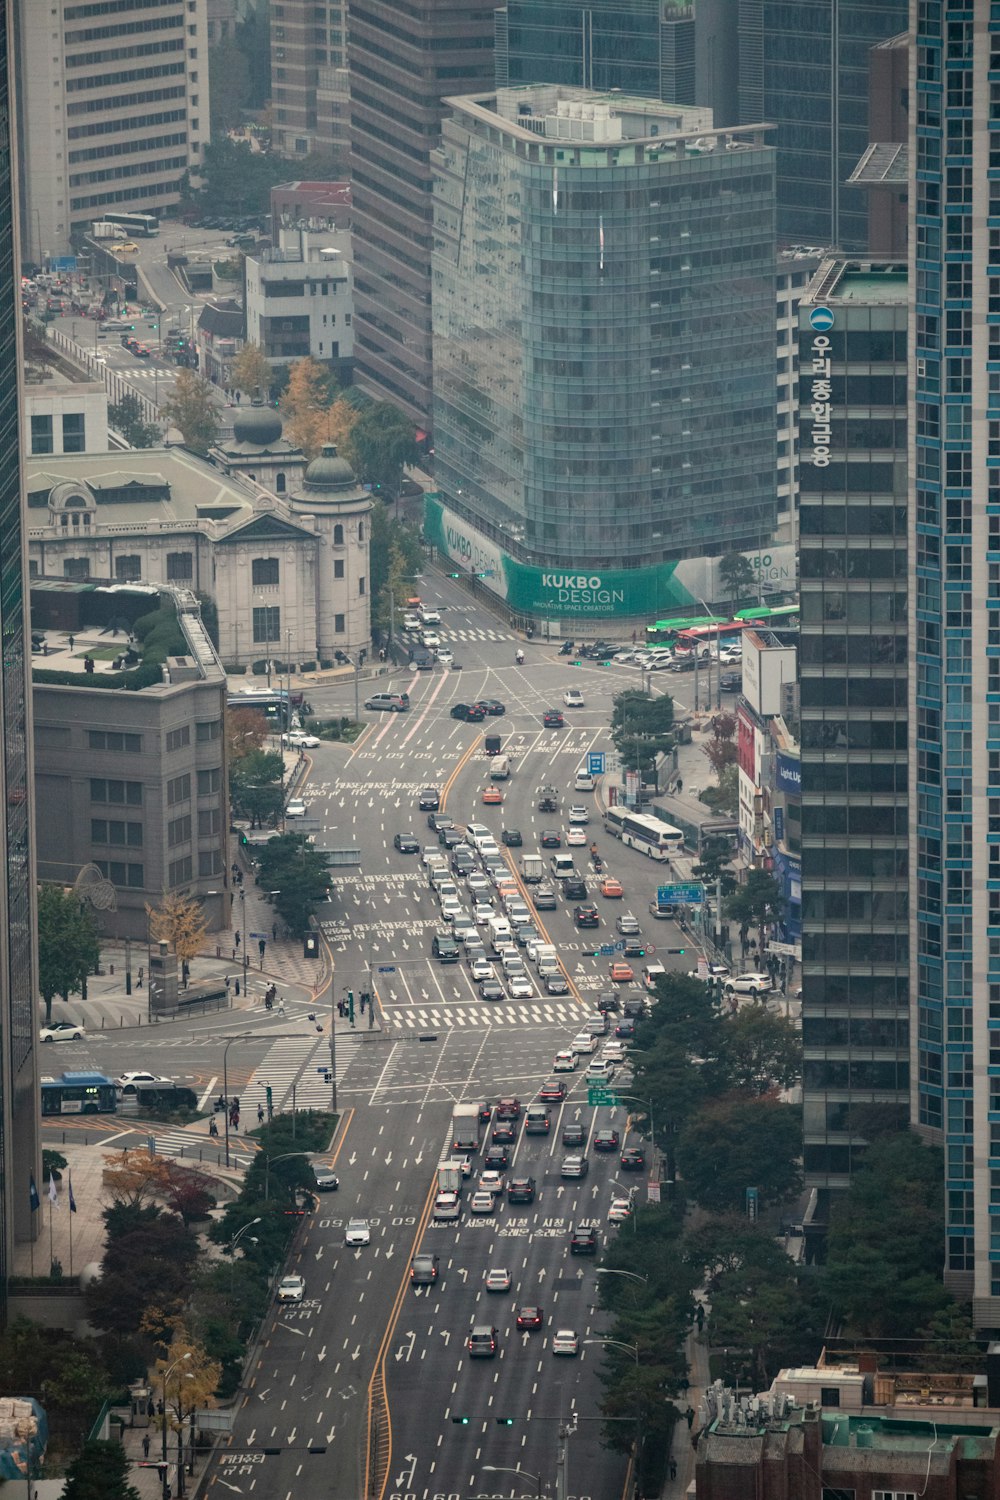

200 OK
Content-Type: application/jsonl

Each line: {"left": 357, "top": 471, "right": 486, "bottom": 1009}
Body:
{"left": 277, "top": 1274, "right": 305, "bottom": 1303}
{"left": 608, "top": 1198, "right": 633, "bottom": 1224}
{"left": 117, "top": 1070, "right": 171, "bottom": 1092}
{"left": 467, "top": 873, "right": 491, "bottom": 897}
{"left": 453, "top": 918, "right": 478, "bottom": 943}
{"left": 470, "top": 1190, "right": 496, "bottom": 1215}
{"left": 724, "top": 971, "right": 774, "bottom": 997}
{"left": 572, "top": 1032, "right": 598, "bottom": 1055}
{"left": 508, "top": 975, "right": 535, "bottom": 1000}
{"left": 473, "top": 903, "right": 495, "bottom": 925}
{"left": 423, "top": 847, "right": 446, "bottom": 867}
{"left": 603, "top": 1041, "right": 626, "bottom": 1064}
{"left": 553, "top": 1050, "right": 577, "bottom": 1072}
{"left": 687, "top": 963, "right": 730, "bottom": 982}
{"left": 552, "top": 1328, "right": 580, "bottom": 1355}
{"left": 479, "top": 1171, "right": 505, "bottom": 1196}
{"left": 568, "top": 805, "right": 590, "bottom": 824}
{"left": 39, "top": 1020, "right": 85, "bottom": 1042}
{"left": 285, "top": 799, "right": 308, "bottom": 818}
{"left": 436, "top": 648, "right": 454, "bottom": 666}
{"left": 421, "top": 631, "right": 441, "bottom": 649}
{"left": 402, "top": 613, "right": 422, "bottom": 630}
{"left": 439, "top": 896, "right": 463, "bottom": 923}
{"left": 563, "top": 688, "right": 584, "bottom": 707}
{"left": 471, "top": 957, "right": 494, "bottom": 981}
{"left": 283, "top": 731, "right": 321, "bottom": 748}
{"left": 566, "top": 828, "right": 587, "bottom": 846}
{"left": 345, "top": 1219, "right": 371, "bottom": 1247}
{"left": 433, "top": 1191, "right": 461, "bottom": 1221}
{"left": 586, "top": 1058, "right": 615, "bottom": 1083}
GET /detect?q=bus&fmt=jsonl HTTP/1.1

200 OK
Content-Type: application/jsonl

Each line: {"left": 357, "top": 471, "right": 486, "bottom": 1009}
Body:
{"left": 227, "top": 689, "right": 293, "bottom": 731}
{"left": 733, "top": 603, "right": 800, "bottom": 628}
{"left": 41, "top": 1072, "right": 118, "bottom": 1116}
{"left": 645, "top": 614, "right": 720, "bottom": 644}
{"left": 674, "top": 620, "right": 747, "bottom": 655}
{"left": 604, "top": 806, "right": 684, "bottom": 860}
{"left": 103, "top": 211, "right": 159, "bottom": 238}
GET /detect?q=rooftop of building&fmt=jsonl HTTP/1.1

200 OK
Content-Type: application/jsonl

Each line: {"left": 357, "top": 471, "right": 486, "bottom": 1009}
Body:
{"left": 804, "top": 258, "right": 908, "bottom": 306}
{"left": 271, "top": 180, "right": 351, "bottom": 204}
{"left": 197, "top": 300, "right": 244, "bottom": 338}
{"left": 24, "top": 446, "right": 260, "bottom": 528}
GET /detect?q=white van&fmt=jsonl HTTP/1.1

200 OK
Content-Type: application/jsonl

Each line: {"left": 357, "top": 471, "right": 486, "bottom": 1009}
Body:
{"left": 551, "top": 852, "right": 576, "bottom": 880}
{"left": 420, "top": 608, "right": 442, "bottom": 627}
{"left": 574, "top": 768, "right": 595, "bottom": 792}
{"left": 488, "top": 915, "right": 513, "bottom": 951}
{"left": 490, "top": 755, "right": 510, "bottom": 781}
{"left": 466, "top": 823, "right": 493, "bottom": 851}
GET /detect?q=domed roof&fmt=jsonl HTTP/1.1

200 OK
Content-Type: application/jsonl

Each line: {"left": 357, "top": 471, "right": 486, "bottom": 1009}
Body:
{"left": 303, "top": 443, "right": 357, "bottom": 492}
{"left": 232, "top": 401, "right": 283, "bottom": 447}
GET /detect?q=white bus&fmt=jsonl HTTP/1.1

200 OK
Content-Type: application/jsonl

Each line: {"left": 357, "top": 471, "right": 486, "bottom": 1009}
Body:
{"left": 604, "top": 806, "right": 684, "bottom": 860}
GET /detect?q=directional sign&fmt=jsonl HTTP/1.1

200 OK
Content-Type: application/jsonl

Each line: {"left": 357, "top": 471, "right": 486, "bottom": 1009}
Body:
{"left": 656, "top": 882, "right": 704, "bottom": 906}
{"left": 588, "top": 1088, "right": 618, "bottom": 1108}
{"left": 595, "top": 943, "right": 615, "bottom": 957}
{"left": 588, "top": 751, "right": 606, "bottom": 776}
{"left": 250, "top": 931, "right": 270, "bottom": 940}
{"left": 377, "top": 965, "right": 396, "bottom": 974}
{"left": 613, "top": 940, "right": 626, "bottom": 953}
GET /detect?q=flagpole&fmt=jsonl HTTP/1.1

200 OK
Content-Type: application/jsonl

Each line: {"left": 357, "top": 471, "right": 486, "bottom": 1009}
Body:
{"left": 48, "top": 1196, "right": 53, "bottom": 1271}
{"left": 68, "top": 1172, "right": 75, "bottom": 1277}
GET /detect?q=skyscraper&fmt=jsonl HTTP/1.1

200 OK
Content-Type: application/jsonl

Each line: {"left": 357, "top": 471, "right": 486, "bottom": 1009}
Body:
{"left": 429, "top": 87, "right": 776, "bottom": 620}
{"left": 0, "top": 1, "right": 43, "bottom": 1310}
{"left": 348, "top": 0, "right": 496, "bottom": 424}
{"left": 271, "top": 0, "right": 350, "bottom": 162}
{"left": 13, "top": 0, "right": 210, "bottom": 261}
{"left": 909, "top": 1, "right": 998, "bottom": 1327}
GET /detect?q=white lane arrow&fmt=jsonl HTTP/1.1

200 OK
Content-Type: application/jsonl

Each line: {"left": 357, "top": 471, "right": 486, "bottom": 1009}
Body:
{"left": 384, "top": 1153, "right": 392, "bottom": 1165}
{"left": 216, "top": 1481, "right": 243, "bottom": 1493}
{"left": 395, "top": 1456, "right": 417, "bottom": 1489}
{"left": 394, "top": 1331, "right": 415, "bottom": 1363}
{"left": 317, "top": 1346, "right": 327, "bottom": 1362}
{"left": 326, "top": 1426, "right": 335, "bottom": 1443}
{"left": 385, "top": 1243, "right": 395, "bottom": 1260}
{"left": 538, "top": 1266, "right": 547, "bottom": 1280}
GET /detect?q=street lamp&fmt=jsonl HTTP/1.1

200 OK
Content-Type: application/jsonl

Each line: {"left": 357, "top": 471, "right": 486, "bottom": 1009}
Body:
{"left": 159, "top": 1353, "right": 191, "bottom": 1500}
{"left": 262, "top": 1152, "right": 308, "bottom": 1203}
{"left": 228, "top": 1217, "right": 262, "bottom": 1291}
{"left": 584, "top": 1336, "right": 639, "bottom": 1364}
{"left": 616, "top": 1095, "right": 657, "bottom": 1155}
{"left": 481, "top": 1464, "right": 545, "bottom": 1498}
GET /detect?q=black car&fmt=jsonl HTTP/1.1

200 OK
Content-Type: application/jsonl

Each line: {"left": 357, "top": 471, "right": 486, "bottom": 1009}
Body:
{"left": 507, "top": 1175, "right": 535, "bottom": 1204}
{"left": 615, "top": 1018, "right": 636, "bottom": 1039}
{"left": 540, "top": 829, "right": 561, "bottom": 848}
{"left": 596, "top": 990, "right": 620, "bottom": 1013}
{"left": 438, "top": 826, "right": 463, "bottom": 848}
{"left": 514, "top": 924, "right": 540, "bottom": 947}
{"left": 544, "top": 973, "right": 570, "bottom": 995}
{"left": 451, "top": 702, "right": 486, "bottom": 722}
{"left": 594, "top": 1128, "right": 620, "bottom": 1152}
{"left": 410, "top": 1253, "right": 440, "bottom": 1285}
{"left": 563, "top": 877, "right": 588, "bottom": 901}
{"left": 492, "top": 1120, "right": 516, "bottom": 1144}
{"left": 478, "top": 1100, "right": 494, "bottom": 1121}
{"left": 542, "top": 710, "right": 565, "bottom": 728}
{"left": 669, "top": 655, "right": 696, "bottom": 672}
{"left": 574, "top": 905, "right": 600, "bottom": 929}
{"left": 484, "top": 1143, "right": 510, "bottom": 1170}
{"left": 501, "top": 828, "right": 522, "bottom": 847}
{"left": 620, "top": 1147, "right": 646, "bottom": 1172}
{"left": 570, "top": 1224, "right": 599, "bottom": 1255}
{"left": 393, "top": 832, "right": 420, "bottom": 853}
{"left": 427, "top": 812, "right": 454, "bottom": 832}
{"left": 418, "top": 786, "right": 441, "bottom": 811}
{"left": 480, "top": 979, "right": 505, "bottom": 1001}
{"left": 720, "top": 670, "right": 742, "bottom": 692}
{"left": 452, "top": 849, "right": 476, "bottom": 875}
{"left": 622, "top": 996, "right": 646, "bottom": 1019}
{"left": 562, "top": 1122, "right": 586, "bottom": 1147}
{"left": 477, "top": 699, "right": 506, "bottom": 716}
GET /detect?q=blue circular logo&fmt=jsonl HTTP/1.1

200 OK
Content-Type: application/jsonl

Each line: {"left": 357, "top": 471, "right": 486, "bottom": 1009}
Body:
{"left": 809, "top": 306, "right": 835, "bottom": 332}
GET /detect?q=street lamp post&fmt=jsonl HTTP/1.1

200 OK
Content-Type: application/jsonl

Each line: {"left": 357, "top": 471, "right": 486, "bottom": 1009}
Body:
{"left": 228, "top": 1217, "right": 262, "bottom": 1292}
{"left": 616, "top": 1095, "right": 657, "bottom": 1156}
{"left": 159, "top": 1353, "right": 191, "bottom": 1500}
{"left": 481, "top": 1464, "right": 544, "bottom": 1498}
{"left": 610, "top": 1178, "right": 639, "bottom": 1235}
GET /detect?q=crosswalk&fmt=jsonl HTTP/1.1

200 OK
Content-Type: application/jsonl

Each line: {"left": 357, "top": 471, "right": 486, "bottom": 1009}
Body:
{"left": 439, "top": 627, "right": 516, "bottom": 643}
{"left": 382, "top": 999, "right": 584, "bottom": 1032}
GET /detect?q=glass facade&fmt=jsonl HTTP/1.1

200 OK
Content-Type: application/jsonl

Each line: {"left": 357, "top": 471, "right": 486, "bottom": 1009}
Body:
{"left": 497, "top": 0, "right": 696, "bottom": 105}
{"left": 797, "top": 268, "right": 910, "bottom": 1190}
{"left": 432, "top": 88, "right": 777, "bottom": 574}
{"left": 911, "top": 2, "right": 998, "bottom": 1325}
{"left": 740, "top": 0, "right": 909, "bottom": 249}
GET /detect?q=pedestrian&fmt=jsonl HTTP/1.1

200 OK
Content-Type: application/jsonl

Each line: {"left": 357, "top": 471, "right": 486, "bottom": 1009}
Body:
{"left": 278, "top": 999, "right": 284, "bottom": 1015}
{"left": 157, "top": 1399, "right": 164, "bottom": 1417}
{"left": 257, "top": 1104, "right": 264, "bottom": 1123}
{"left": 225, "top": 975, "right": 231, "bottom": 996}
{"left": 685, "top": 1406, "right": 695, "bottom": 1430}
{"left": 142, "top": 1434, "right": 151, "bottom": 1459}
{"left": 231, "top": 862, "right": 239, "bottom": 882}
{"left": 670, "top": 1459, "right": 677, "bottom": 1481}
{"left": 235, "top": 931, "right": 240, "bottom": 948}
{"left": 272, "top": 923, "right": 277, "bottom": 941}
{"left": 232, "top": 1110, "right": 240, "bottom": 1131}
{"left": 147, "top": 1399, "right": 156, "bottom": 1420}
{"left": 632, "top": 629, "right": 637, "bottom": 645}
{"left": 137, "top": 966, "right": 144, "bottom": 989}
{"left": 68, "top": 633, "right": 75, "bottom": 651}
{"left": 209, "top": 1116, "right": 218, "bottom": 1137}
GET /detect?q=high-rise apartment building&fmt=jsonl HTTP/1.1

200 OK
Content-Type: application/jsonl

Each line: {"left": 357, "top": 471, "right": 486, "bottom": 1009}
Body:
{"left": 429, "top": 87, "right": 776, "bottom": 621}
{"left": 348, "top": 0, "right": 496, "bottom": 424}
{"left": 1, "top": 3, "right": 43, "bottom": 1309}
{"left": 738, "top": 0, "right": 908, "bottom": 249}
{"left": 14, "top": 0, "right": 210, "bottom": 261}
{"left": 909, "top": 2, "right": 1000, "bottom": 1328}
{"left": 271, "top": 0, "right": 349, "bottom": 161}
{"left": 797, "top": 260, "right": 910, "bottom": 1192}
{"left": 495, "top": 0, "right": 696, "bottom": 105}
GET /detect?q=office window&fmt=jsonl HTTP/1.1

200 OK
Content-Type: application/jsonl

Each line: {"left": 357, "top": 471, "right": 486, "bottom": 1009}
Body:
{"left": 198, "top": 807, "right": 221, "bottom": 836}
{"left": 91, "top": 819, "right": 143, "bottom": 848}
{"left": 168, "top": 814, "right": 192, "bottom": 848}
{"left": 252, "top": 557, "right": 280, "bottom": 586}
{"left": 89, "top": 730, "right": 142, "bottom": 752}
{"left": 167, "top": 773, "right": 191, "bottom": 805}
{"left": 334, "top": 559, "right": 344, "bottom": 579}
{"left": 334, "top": 613, "right": 345, "bottom": 633}
{"left": 115, "top": 554, "right": 141, "bottom": 582}
{"left": 199, "top": 849, "right": 223, "bottom": 877}
{"left": 168, "top": 855, "right": 193, "bottom": 886}
{"left": 95, "top": 859, "right": 144, "bottom": 888}
{"left": 196, "top": 719, "right": 220, "bottom": 742}
{"left": 253, "top": 605, "right": 280, "bottom": 643}
{"left": 166, "top": 725, "right": 190, "bottom": 752}
{"left": 62, "top": 413, "right": 86, "bottom": 453}
{"left": 333, "top": 523, "right": 344, "bottom": 544}
{"left": 63, "top": 557, "right": 89, "bottom": 580}
{"left": 166, "top": 551, "right": 193, "bottom": 580}
{"left": 91, "top": 778, "right": 142, "bottom": 806}
{"left": 359, "top": 576, "right": 365, "bottom": 596}
{"left": 197, "top": 767, "right": 222, "bottom": 795}
{"left": 30, "top": 415, "right": 53, "bottom": 455}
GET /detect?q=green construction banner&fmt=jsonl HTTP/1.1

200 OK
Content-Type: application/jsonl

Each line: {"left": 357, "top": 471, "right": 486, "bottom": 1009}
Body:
{"left": 424, "top": 496, "right": 698, "bottom": 619}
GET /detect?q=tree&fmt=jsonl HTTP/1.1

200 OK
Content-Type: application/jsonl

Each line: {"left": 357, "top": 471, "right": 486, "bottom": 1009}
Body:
{"left": 101, "top": 1149, "right": 172, "bottom": 1211}
{"left": 229, "top": 748, "right": 285, "bottom": 828}
{"left": 345, "top": 401, "right": 418, "bottom": 497}
{"left": 254, "top": 833, "right": 331, "bottom": 935}
{"left": 147, "top": 892, "right": 209, "bottom": 964}
{"left": 370, "top": 506, "right": 424, "bottom": 636}
{"left": 86, "top": 1215, "right": 200, "bottom": 1336}
{"left": 610, "top": 689, "right": 675, "bottom": 773}
{"left": 687, "top": 1220, "right": 808, "bottom": 1389}
{"left": 152, "top": 1326, "right": 221, "bottom": 1456}
{"left": 703, "top": 711, "right": 739, "bottom": 775}
{"left": 724, "top": 869, "right": 785, "bottom": 952}
{"left": 199, "top": 138, "right": 287, "bottom": 216}
{"left": 209, "top": 36, "right": 252, "bottom": 133}
{"left": 917, "top": 1304, "right": 983, "bottom": 1374}
{"left": 37, "top": 883, "right": 100, "bottom": 1023}
{"left": 676, "top": 1094, "right": 802, "bottom": 1213}
{"left": 227, "top": 707, "right": 269, "bottom": 763}
{"left": 160, "top": 370, "right": 220, "bottom": 453}
{"left": 279, "top": 357, "right": 340, "bottom": 458}
{"left": 692, "top": 835, "right": 737, "bottom": 899}
{"left": 720, "top": 1008, "right": 802, "bottom": 1096}
{"left": 161, "top": 1163, "right": 217, "bottom": 1225}
{"left": 62, "top": 1440, "right": 141, "bottom": 1500}
{"left": 230, "top": 341, "right": 273, "bottom": 401}
{"left": 718, "top": 550, "right": 756, "bottom": 615}
{"left": 702, "top": 761, "right": 738, "bottom": 816}
{"left": 108, "top": 393, "right": 159, "bottom": 448}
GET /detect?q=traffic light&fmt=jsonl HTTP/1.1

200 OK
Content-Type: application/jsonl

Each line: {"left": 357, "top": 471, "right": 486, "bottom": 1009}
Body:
{"left": 449, "top": 571, "right": 462, "bottom": 579}
{"left": 667, "top": 947, "right": 686, "bottom": 955}
{"left": 452, "top": 1416, "right": 470, "bottom": 1425}
{"left": 496, "top": 1417, "right": 514, "bottom": 1426}
{"left": 348, "top": 989, "right": 355, "bottom": 1025}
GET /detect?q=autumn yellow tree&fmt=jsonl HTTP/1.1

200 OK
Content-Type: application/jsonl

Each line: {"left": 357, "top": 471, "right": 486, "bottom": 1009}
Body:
{"left": 227, "top": 706, "right": 269, "bottom": 763}
{"left": 147, "top": 892, "right": 209, "bottom": 963}
{"left": 230, "top": 341, "right": 273, "bottom": 400}
{"left": 279, "top": 356, "right": 339, "bottom": 458}
{"left": 151, "top": 1323, "right": 222, "bottom": 1459}
{"left": 102, "top": 1148, "right": 174, "bottom": 1208}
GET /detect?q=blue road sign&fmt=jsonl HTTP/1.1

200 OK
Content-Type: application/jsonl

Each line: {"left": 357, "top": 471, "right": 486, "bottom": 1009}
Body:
{"left": 596, "top": 943, "right": 615, "bottom": 957}
{"left": 656, "top": 883, "right": 704, "bottom": 906}
{"left": 588, "top": 751, "right": 606, "bottom": 776}
{"left": 377, "top": 965, "right": 396, "bottom": 974}
{"left": 51, "top": 256, "right": 77, "bottom": 272}
{"left": 250, "top": 931, "right": 270, "bottom": 940}
{"left": 809, "top": 306, "right": 834, "bottom": 332}
{"left": 613, "top": 940, "right": 626, "bottom": 953}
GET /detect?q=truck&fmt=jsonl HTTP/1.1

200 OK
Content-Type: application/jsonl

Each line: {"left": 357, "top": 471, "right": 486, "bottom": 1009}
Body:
{"left": 437, "top": 1159, "right": 465, "bottom": 1196}
{"left": 90, "top": 221, "right": 127, "bottom": 239}
{"left": 451, "top": 1102, "right": 481, "bottom": 1155}
{"left": 520, "top": 853, "right": 544, "bottom": 884}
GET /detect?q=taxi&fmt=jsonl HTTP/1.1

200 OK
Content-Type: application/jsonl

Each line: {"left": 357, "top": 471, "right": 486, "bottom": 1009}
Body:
{"left": 609, "top": 960, "right": 634, "bottom": 983}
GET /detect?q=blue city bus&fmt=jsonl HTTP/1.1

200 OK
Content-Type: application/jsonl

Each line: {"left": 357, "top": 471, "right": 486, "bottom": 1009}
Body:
{"left": 41, "top": 1072, "right": 118, "bottom": 1116}
{"left": 226, "top": 689, "right": 292, "bottom": 730}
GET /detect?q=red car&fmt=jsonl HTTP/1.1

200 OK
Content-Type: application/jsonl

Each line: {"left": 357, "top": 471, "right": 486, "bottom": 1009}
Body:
{"left": 496, "top": 1096, "right": 521, "bottom": 1119}
{"left": 516, "top": 1305, "right": 544, "bottom": 1330}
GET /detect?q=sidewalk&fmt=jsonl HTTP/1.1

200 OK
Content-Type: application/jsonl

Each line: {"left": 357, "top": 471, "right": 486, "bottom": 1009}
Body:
{"left": 663, "top": 1303, "right": 711, "bottom": 1498}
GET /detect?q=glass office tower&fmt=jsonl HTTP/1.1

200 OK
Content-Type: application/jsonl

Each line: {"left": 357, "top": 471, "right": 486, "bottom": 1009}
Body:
{"left": 431, "top": 87, "right": 776, "bottom": 595}
{"left": 797, "top": 261, "right": 910, "bottom": 1193}
{"left": 910, "top": 2, "right": 1000, "bottom": 1329}
{"left": 0, "top": 2, "right": 42, "bottom": 1315}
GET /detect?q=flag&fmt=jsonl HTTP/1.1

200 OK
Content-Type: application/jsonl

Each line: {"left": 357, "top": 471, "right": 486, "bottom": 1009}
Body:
{"left": 28, "top": 1174, "right": 39, "bottom": 1213}
{"left": 68, "top": 1172, "right": 77, "bottom": 1214}
{"left": 48, "top": 1171, "right": 57, "bottom": 1206}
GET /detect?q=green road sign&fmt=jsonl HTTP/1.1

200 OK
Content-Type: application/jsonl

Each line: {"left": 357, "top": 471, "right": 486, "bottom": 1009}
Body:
{"left": 588, "top": 1087, "right": 618, "bottom": 1107}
